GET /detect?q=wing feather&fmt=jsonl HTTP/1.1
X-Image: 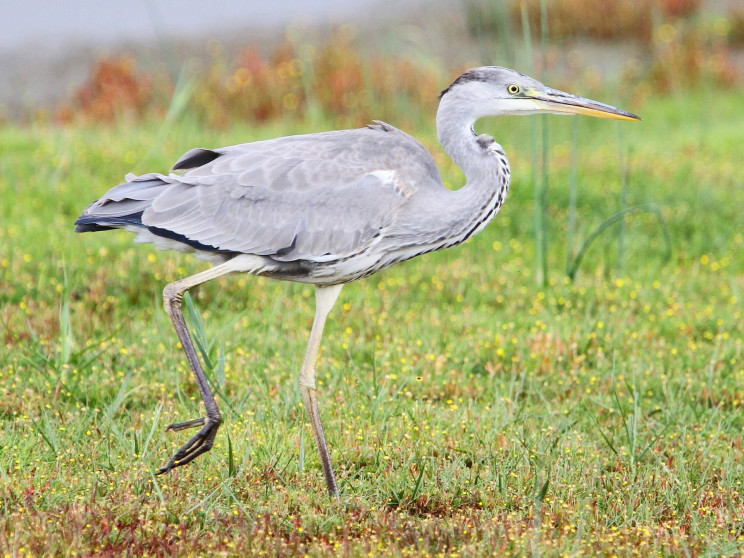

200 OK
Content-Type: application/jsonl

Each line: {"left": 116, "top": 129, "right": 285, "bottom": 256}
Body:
{"left": 80, "top": 124, "right": 445, "bottom": 261}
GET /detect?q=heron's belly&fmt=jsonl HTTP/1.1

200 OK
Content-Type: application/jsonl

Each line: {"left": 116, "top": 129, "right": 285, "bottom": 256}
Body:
{"left": 131, "top": 225, "right": 446, "bottom": 286}
{"left": 270, "top": 242, "right": 448, "bottom": 286}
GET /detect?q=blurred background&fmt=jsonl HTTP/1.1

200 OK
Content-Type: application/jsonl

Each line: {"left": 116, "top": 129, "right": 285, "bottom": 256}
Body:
{"left": 2, "top": 0, "right": 743, "bottom": 126}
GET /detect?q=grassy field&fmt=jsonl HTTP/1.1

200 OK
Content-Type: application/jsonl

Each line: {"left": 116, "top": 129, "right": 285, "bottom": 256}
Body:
{"left": 1, "top": 86, "right": 743, "bottom": 556}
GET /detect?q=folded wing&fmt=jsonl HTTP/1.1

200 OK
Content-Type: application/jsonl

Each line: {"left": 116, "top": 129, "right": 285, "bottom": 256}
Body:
{"left": 76, "top": 123, "right": 444, "bottom": 263}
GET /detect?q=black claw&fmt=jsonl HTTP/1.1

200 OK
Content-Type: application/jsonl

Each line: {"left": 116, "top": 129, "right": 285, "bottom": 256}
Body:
{"left": 158, "top": 416, "right": 222, "bottom": 474}
{"left": 165, "top": 417, "right": 207, "bottom": 432}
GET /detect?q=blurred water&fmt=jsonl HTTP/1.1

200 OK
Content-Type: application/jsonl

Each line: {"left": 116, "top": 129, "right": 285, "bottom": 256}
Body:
{"left": 1, "top": 0, "right": 380, "bottom": 49}
{"left": 0, "top": 0, "right": 420, "bottom": 115}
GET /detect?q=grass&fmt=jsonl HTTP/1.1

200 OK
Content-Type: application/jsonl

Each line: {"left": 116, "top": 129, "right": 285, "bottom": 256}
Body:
{"left": 1, "top": 85, "right": 743, "bottom": 556}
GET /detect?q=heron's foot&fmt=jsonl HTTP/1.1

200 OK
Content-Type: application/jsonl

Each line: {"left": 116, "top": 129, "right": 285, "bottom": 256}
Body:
{"left": 157, "top": 415, "right": 222, "bottom": 475}
{"left": 165, "top": 417, "right": 207, "bottom": 432}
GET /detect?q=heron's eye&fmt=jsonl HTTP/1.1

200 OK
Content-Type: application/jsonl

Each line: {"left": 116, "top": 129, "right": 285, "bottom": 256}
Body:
{"left": 507, "top": 83, "right": 521, "bottom": 95}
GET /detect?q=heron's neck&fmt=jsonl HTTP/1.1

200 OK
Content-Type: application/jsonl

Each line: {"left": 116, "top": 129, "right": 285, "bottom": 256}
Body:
{"left": 434, "top": 98, "right": 511, "bottom": 242}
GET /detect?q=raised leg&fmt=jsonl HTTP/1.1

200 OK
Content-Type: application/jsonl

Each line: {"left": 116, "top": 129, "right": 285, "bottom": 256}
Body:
{"left": 156, "top": 259, "right": 240, "bottom": 475}
{"left": 301, "top": 284, "right": 343, "bottom": 495}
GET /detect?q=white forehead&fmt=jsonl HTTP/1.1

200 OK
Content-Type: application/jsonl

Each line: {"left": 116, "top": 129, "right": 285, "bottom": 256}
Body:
{"left": 442, "top": 67, "right": 545, "bottom": 98}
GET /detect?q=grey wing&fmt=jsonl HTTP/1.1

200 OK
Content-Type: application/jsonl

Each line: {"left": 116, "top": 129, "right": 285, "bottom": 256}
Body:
{"left": 75, "top": 173, "right": 167, "bottom": 232}
{"left": 140, "top": 124, "right": 444, "bottom": 262}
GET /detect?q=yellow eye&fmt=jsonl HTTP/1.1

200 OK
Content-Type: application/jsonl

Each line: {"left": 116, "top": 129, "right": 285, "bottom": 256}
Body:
{"left": 507, "top": 83, "right": 521, "bottom": 95}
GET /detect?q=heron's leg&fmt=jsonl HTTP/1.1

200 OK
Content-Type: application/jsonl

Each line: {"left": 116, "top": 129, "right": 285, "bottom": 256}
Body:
{"left": 157, "top": 260, "right": 238, "bottom": 475}
{"left": 300, "top": 284, "right": 343, "bottom": 496}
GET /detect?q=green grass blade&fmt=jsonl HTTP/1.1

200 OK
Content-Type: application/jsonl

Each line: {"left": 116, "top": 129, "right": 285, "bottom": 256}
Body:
{"left": 567, "top": 204, "right": 672, "bottom": 280}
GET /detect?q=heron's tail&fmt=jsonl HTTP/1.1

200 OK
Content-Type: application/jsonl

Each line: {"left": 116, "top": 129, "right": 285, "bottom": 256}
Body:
{"left": 74, "top": 173, "right": 167, "bottom": 233}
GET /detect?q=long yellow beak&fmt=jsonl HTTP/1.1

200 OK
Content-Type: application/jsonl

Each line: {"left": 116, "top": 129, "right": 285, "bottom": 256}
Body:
{"left": 528, "top": 87, "right": 641, "bottom": 121}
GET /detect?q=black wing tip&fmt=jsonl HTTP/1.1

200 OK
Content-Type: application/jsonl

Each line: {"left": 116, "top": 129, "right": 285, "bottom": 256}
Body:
{"left": 73, "top": 215, "right": 231, "bottom": 257}
{"left": 171, "top": 148, "right": 222, "bottom": 171}
{"left": 75, "top": 222, "right": 111, "bottom": 233}
{"left": 74, "top": 215, "right": 103, "bottom": 233}
{"left": 74, "top": 212, "right": 144, "bottom": 233}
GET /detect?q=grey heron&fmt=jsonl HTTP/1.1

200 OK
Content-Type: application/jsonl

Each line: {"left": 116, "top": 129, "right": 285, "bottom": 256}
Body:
{"left": 75, "top": 66, "right": 639, "bottom": 496}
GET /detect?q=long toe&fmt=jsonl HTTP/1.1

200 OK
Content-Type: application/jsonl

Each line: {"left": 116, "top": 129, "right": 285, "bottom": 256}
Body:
{"left": 157, "top": 417, "right": 221, "bottom": 474}
{"left": 165, "top": 417, "right": 207, "bottom": 432}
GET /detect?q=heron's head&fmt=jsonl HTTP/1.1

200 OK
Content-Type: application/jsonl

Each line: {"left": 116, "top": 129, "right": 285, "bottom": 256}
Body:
{"left": 440, "top": 66, "right": 640, "bottom": 122}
